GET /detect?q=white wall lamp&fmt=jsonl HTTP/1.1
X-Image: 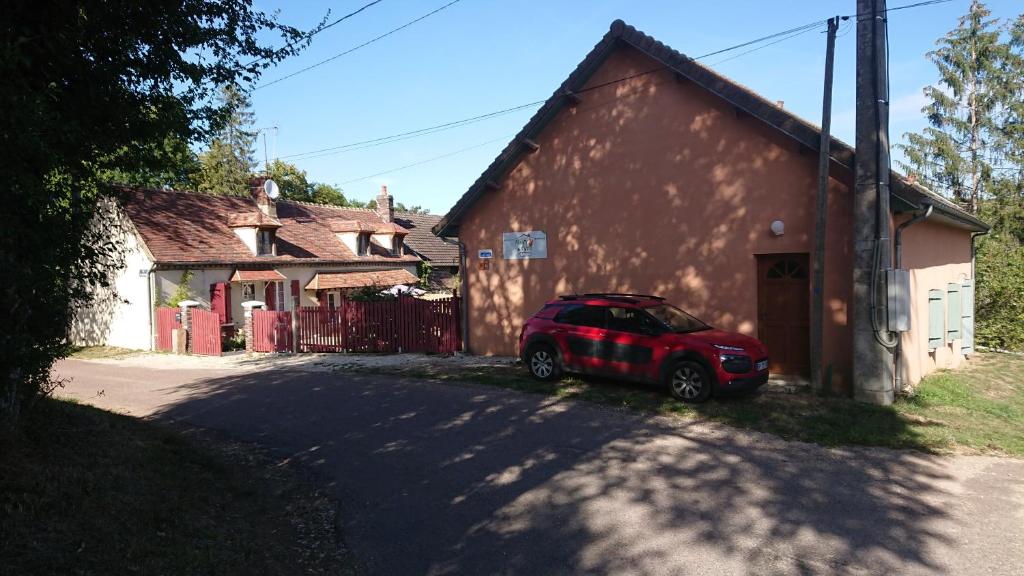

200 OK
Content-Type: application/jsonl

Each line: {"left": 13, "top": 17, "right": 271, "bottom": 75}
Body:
{"left": 770, "top": 219, "right": 785, "bottom": 236}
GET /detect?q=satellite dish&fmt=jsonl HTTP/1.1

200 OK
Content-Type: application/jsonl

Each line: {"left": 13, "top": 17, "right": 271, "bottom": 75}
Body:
{"left": 264, "top": 179, "right": 280, "bottom": 199}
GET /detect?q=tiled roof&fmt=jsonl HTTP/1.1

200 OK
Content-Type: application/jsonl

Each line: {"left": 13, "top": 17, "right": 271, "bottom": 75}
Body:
{"left": 374, "top": 222, "right": 409, "bottom": 235}
{"left": 327, "top": 219, "right": 374, "bottom": 233}
{"left": 393, "top": 212, "right": 460, "bottom": 266}
{"left": 226, "top": 211, "right": 282, "bottom": 228}
{"left": 231, "top": 269, "right": 286, "bottom": 282}
{"left": 118, "top": 188, "right": 423, "bottom": 265}
{"left": 304, "top": 268, "right": 419, "bottom": 290}
{"left": 433, "top": 20, "right": 988, "bottom": 236}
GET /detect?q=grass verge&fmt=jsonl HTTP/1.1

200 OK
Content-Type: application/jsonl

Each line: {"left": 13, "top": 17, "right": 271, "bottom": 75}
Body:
{"left": 68, "top": 345, "right": 142, "bottom": 360}
{"left": 0, "top": 398, "right": 353, "bottom": 575}
{"left": 346, "top": 352, "right": 1024, "bottom": 456}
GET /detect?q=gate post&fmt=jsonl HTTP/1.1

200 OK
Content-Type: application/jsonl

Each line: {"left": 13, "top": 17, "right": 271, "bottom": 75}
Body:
{"left": 241, "top": 300, "right": 266, "bottom": 354}
{"left": 178, "top": 300, "right": 201, "bottom": 354}
{"left": 291, "top": 309, "right": 299, "bottom": 353}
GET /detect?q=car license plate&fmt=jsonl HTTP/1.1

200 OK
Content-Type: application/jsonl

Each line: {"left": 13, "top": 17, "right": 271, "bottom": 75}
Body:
{"left": 756, "top": 359, "right": 768, "bottom": 371}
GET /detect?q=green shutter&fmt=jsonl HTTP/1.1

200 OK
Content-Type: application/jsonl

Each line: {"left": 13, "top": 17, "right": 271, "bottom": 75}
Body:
{"left": 928, "top": 289, "right": 944, "bottom": 351}
{"left": 947, "top": 283, "right": 961, "bottom": 341}
{"left": 961, "top": 280, "right": 974, "bottom": 354}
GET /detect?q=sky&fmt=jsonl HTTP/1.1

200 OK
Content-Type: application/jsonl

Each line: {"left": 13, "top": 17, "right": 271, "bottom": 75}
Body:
{"left": 248, "top": 0, "right": 1021, "bottom": 214}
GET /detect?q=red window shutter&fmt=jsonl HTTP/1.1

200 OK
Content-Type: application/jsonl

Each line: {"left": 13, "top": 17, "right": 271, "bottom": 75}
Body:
{"left": 264, "top": 282, "right": 276, "bottom": 311}
{"left": 291, "top": 279, "right": 300, "bottom": 309}
{"left": 210, "top": 283, "right": 225, "bottom": 324}
{"left": 222, "top": 282, "right": 232, "bottom": 324}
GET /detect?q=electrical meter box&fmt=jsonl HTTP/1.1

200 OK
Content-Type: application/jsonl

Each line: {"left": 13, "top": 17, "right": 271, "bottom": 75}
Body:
{"left": 886, "top": 268, "right": 910, "bottom": 332}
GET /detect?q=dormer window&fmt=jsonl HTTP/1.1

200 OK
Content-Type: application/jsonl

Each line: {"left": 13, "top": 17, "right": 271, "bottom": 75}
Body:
{"left": 392, "top": 236, "right": 402, "bottom": 256}
{"left": 257, "top": 229, "right": 275, "bottom": 256}
{"left": 357, "top": 233, "right": 370, "bottom": 256}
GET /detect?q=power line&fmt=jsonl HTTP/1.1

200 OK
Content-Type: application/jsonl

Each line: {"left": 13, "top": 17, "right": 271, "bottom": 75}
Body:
{"left": 289, "top": 0, "right": 957, "bottom": 174}
{"left": 285, "top": 18, "right": 834, "bottom": 161}
{"left": 256, "top": 0, "right": 463, "bottom": 90}
{"left": 339, "top": 135, "right": 511, "bottom": 184}
{"left": 246, "top": 0, "right": 387, "bottom": 67}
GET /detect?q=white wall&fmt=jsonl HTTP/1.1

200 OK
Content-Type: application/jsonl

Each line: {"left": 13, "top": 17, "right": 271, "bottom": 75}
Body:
{"left": 71, "top": 203, "right": 155, "bottom": 350}
{"left": 233, "top": 227, "right": 257, "bottom": 255}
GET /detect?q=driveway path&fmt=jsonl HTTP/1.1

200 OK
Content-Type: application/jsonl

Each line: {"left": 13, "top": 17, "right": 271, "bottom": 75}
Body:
{"left": 54, "top": 358, "right": 1024, "bottom": 575}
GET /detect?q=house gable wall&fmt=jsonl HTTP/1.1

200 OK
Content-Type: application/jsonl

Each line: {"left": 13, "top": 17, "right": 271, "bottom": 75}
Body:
{"left": 459, "top": 45, "right": 856, "bottom": 390}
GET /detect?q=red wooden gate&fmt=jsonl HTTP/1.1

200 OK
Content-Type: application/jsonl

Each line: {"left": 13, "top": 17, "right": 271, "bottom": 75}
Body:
{"left": 190, "top": 309, "right": 222, "bottom": 356}
{"left": 294, "top": 296, "right": 461, "bottom": 354}
{"left": 155, "top": 307, "right": 181, "bottom": 351}
{"left": 252, "top": 310, "right": 293, "bottom": 352}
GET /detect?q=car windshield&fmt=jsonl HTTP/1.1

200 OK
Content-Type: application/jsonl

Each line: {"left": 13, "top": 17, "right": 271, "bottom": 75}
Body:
{"left": 645, "top": 304, "right": 710, "bottom": 333}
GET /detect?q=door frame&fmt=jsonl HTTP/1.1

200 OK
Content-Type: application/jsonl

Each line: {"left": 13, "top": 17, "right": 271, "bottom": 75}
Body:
{"left": 755, "top": 252, "right": 811, "bottom": 376}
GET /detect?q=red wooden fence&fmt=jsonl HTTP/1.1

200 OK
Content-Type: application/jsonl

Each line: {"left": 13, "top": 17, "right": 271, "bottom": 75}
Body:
{"left": 155, "top": 307, "right": 181, "bottom": 351}
{"left": 252, "top": 310, "right": 293, "bottom": 353}
{"left": 190, "top": 309, "right": 222, "bottom": 356}
{"left": 294, "top": 296, "right": 461, "bottom": 354}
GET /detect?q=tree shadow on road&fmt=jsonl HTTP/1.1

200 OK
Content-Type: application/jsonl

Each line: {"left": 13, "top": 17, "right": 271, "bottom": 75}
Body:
{"left": 150, "top": 368, "right": 956, "bottom": 575}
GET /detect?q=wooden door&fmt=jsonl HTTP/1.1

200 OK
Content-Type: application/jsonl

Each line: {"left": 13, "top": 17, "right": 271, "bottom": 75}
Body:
{"left": 757, "top": 254, "right": 810, "bottom": 376}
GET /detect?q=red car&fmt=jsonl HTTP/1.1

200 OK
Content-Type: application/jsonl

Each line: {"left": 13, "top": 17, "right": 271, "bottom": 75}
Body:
{"left": 518, "top": 293, "right": 769, "bottom": 403}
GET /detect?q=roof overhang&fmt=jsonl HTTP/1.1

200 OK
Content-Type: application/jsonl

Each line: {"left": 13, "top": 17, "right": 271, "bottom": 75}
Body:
{"left": 231, "top": 269, "right": 286, "bottom": 282}
{"left": 305, "top": 268, "right": 419, "bottom": 291}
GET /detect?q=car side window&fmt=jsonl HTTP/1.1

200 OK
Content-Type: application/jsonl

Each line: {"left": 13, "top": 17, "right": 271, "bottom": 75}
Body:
{"left": 607, "top": 307, "right": 646, "bottom": 333}
{"left": 606, "top": 307, "right": 666, "bottom": 334}
{"left": 555, "top": 304, "right": 607, "bottom": 328}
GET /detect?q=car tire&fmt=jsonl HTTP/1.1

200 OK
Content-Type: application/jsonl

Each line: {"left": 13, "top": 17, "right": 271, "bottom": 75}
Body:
{"left": 666, "top": 360, "right": 713, "bottom": 403}
{"left": 526, "top": 344, "right": 561, "bottom": 382}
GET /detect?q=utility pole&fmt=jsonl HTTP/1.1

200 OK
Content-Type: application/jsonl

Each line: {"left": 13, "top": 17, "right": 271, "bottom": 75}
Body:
{"left": 853, "top": 0, "right": 895, "bottom": 405}
{"left": 811, "top": 16, "right": 839, "bottom": 394}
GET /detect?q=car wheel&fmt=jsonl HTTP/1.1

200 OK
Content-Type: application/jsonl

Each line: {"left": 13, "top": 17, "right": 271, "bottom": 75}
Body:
{"left": 526, "top": 344, "right": 561, "bottom": 382}
{"left": 667, "top": 360, "right": 713, "bottom": 403}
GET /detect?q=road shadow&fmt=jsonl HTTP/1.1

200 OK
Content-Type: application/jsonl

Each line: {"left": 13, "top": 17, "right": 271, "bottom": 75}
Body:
{"left": 150, "top": 368, "right": 956, "bottom": 575}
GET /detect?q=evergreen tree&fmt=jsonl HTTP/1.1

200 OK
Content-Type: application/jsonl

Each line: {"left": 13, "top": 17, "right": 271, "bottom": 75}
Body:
{"left": 897, "top": 0, "right": 1013, "bottom": 214}
{"left": 196, "top": 85, "right": 259, "bottom": 195}
{"left": 900, "top": 2, "right": 1024, "bottom": 350}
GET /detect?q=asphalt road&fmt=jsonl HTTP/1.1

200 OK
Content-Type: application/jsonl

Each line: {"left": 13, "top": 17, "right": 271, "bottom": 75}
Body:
{"left": 55, "top": 358, "right": 1024, "bottom": 576}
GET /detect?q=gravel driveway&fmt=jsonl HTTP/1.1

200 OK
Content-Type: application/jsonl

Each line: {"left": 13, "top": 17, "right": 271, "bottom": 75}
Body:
{"left": 54, "top": 356, "right": 1024, "bottom": 576}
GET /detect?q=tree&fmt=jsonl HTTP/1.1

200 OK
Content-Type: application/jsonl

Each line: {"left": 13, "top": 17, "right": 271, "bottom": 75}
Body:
{"left": 267, "top": 159, "right": 312, "bottom": 201}
{"left": 395, "top": 202, "right": 430, "bottom": 214}
{"left": 310, "top": 182, "right": 349, "bottom": 206}
{"left": 0, "top": 0, "right": 320, "bottom": 432}
{"left": 97, "top": 134, "right": 201, "bottom": 189}
{"left": 196, "top": 85, "right": 260, "bottom": 196}
{"left": 899, "top": 1, "right": 1024, "bottom": 351}
{"left": 897, "top": 1, "right": 1015, "bottom": 214}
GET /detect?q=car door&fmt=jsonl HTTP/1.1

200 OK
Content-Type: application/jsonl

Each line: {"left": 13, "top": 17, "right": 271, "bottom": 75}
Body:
{"left": 553, "top": 304, "right": 609, "bottom": 373}
{"left": 602, "top": 307, "right": 663, "bottom": 379}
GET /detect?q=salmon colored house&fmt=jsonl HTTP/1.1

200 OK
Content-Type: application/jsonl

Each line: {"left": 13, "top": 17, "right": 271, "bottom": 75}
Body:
{"left": 434, "top": 20, "right": 988, "bottom": 393}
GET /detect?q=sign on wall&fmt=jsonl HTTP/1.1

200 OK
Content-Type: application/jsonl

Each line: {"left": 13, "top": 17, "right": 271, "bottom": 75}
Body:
{"left": 478, "top": 249, "right": 494, "bottom": 259}
{"left": 502, "top": 231, "right": 547, "bottom": 260}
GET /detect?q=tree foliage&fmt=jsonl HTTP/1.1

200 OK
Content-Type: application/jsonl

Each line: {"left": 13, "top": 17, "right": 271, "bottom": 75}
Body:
{"left": 0, "top": 0, "right": 321, "bottom": 431}
{"left": 899, "top": 1, "right": 1024, "bottom": 350}
{"left": 196, "top": 85, "right": 260, "bottom": 196}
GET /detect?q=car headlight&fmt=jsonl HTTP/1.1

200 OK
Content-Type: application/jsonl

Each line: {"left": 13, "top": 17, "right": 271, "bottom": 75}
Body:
{"left": 712, "top": 344, "right": 745, "bottom": 352}
{"left": 720, "top": 354, "right": 753, "bottom": 374}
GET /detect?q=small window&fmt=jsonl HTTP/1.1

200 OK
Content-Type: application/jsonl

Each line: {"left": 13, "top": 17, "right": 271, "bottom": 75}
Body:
{"left": 257, "top": 230, "right": 274, "bottom": 256}
{"left": 242, "top": 282, "right": 255, "bottom": 301}
{"left": 555, "top": 304, "right": 607, "bottom": 328}
{"left": 392, "top": 236, "right": 402, "bottom": 256}
{"left": 357, "top": 233, "right": 370, "bottom": 256}
{"left": 276, "top": 281, "right": 287, "bottom": 311}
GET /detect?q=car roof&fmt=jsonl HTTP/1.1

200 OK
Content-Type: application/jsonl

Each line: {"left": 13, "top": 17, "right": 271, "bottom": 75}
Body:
{"left": 550, "top": 293, "right": 665, "bottom": 307}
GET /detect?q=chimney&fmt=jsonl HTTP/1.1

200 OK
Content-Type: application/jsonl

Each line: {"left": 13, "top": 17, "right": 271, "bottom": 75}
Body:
{"left": 250, "top": 176, "right": 277, "bottom": 218}
{"left": 376, "top": 184, "right": 394, "bottom": 223}
{"left": 776, "top": 100, "right": 785, "bottom": 108}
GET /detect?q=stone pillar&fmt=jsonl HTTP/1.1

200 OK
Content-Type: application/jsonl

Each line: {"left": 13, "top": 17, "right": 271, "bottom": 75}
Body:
{"left": 241, "top": 300, "right": 266, "bottom": 354}
{"left": 178, "top": 300, "right": 201, "bottom": 354}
